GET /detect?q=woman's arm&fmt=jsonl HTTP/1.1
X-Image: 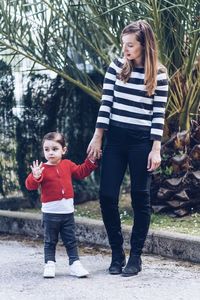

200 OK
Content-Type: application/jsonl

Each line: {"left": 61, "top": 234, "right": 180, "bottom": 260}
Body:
{"left": 87, "top": 59, "right": 119, "bottom": 159}
{"left": 150, "top": 70, "right": 168, "bottom": 141}
{"left": 147, "top": 140, "right": 161, "bottom": 172}
{"left": 87, "top": 128, "right": 104, "bottom": 159}
{"left": 148, "top": 69, "right": 168, "bottom": 172}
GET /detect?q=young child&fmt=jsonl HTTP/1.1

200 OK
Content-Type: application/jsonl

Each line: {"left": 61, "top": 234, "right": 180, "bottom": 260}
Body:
{"left": 25, "top": 132, "right": 98, "bottom": 278}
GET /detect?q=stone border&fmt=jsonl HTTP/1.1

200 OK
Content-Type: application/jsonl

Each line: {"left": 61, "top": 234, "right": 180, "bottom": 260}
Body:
{"left": 0, "top": 210, "right": 200, "bottom": 263}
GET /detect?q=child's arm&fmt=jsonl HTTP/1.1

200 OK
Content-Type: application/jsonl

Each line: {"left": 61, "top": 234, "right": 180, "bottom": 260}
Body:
{"left": 25, "top": 160, "right": 44, "bottom": 190}
{"left": 70, "top": 158, "right": 98, "bottom": 180}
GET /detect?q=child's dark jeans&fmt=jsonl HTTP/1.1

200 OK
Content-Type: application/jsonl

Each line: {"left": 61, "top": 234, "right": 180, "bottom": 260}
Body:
{"left": 43, "top": 212, "right": 79, "bottom": 264}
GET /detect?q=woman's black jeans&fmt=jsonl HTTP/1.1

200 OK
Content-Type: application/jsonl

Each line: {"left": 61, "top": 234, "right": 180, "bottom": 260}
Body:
{"left": 99, "top": 125, "right": 152, "bottom": 256}
{"left": 43, "top": 213, "right": 79, "bottom": 264}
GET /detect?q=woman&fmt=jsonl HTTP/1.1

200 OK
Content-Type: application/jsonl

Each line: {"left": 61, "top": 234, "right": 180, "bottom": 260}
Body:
{"left": 87, "top": 20, "right": 168, "bottom": 277}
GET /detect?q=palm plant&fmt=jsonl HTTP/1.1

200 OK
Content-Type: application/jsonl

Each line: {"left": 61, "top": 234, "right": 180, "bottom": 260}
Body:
{"left": 0, "top": 0, "right": 199, "bottom": 213}
{"left": 166, "top": 65, "right": 200, "bottom": 134}
{"left": 0, "top": 0, "right": 199, "bottom": 127}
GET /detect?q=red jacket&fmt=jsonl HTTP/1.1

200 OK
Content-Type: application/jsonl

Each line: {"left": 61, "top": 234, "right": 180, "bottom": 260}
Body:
{"left": 25, "top": 158, "right": 97, "bottom": 203}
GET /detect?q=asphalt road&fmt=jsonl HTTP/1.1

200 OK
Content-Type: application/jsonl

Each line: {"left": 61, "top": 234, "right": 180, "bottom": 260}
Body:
{"left": 0, "top": 234, "right": 200, "bottom": 300}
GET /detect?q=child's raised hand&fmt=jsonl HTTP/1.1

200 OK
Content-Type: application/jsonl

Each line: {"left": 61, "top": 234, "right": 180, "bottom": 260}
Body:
{"left": 30, "top": 160, "right": 44, "bottom": 179}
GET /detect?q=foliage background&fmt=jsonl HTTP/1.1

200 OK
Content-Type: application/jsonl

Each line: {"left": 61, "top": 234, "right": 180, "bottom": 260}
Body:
{"left": 0, "top": 0, "right": 199, "bottom": 211}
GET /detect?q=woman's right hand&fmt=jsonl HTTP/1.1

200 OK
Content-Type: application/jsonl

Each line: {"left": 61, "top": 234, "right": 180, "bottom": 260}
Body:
{"left": 87, "top": 129, "right": 103, "bottom": 160}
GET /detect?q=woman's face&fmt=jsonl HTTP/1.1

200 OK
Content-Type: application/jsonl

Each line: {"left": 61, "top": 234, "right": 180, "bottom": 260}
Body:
{"left": 122, "top": 33, "right": 143, "bottom": 65}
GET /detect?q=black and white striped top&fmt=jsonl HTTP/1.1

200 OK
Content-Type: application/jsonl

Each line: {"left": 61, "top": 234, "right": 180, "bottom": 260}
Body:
{"left": 96, "top": 57, "right": 168, "bottom": 141}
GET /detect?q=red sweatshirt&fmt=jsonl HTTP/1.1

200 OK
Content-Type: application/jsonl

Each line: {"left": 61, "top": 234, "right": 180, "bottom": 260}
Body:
{"left": 25, "top": 158, "right": 97, "bottom": 203}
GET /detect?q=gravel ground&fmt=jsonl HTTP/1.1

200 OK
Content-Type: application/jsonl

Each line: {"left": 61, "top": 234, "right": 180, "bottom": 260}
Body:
{"left": 0, "top": 234, "right": 200, "bottom": 300}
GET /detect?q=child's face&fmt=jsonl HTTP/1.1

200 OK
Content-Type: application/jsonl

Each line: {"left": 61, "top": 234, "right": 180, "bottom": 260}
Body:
{"left": 43, "top": 140, "right": 67, "bottom": 165}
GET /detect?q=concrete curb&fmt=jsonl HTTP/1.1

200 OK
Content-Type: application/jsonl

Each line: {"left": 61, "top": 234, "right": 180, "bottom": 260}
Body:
{"left": 0, "top": 210, "right": 200, "bottom": 263}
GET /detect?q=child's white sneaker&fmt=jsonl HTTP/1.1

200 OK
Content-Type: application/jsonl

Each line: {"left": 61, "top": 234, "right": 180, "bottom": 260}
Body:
{"left": 69, "top": 260, "right": 89, "bottom": 278}
{"left": 43, "top": 261, "right": 55, "bottom": 278}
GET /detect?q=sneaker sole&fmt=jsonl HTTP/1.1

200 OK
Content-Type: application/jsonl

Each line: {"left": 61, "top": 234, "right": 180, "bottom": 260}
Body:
{"left": 69, "top": 270, "right": 89, "bottom": 278}
{"left": 70, "top": 273, "right": 89, "bottom": 278}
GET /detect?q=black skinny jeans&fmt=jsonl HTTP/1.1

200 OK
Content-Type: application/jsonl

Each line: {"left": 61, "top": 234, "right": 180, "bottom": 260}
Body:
{"left": 99, "top": 125, "right": 152, "bottom": 256}
{"left": 43, "top": 213, "right": 79, "bottom": 264}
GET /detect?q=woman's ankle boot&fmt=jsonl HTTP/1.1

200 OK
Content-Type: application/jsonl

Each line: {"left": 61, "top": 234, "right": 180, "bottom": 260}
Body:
{"left": 122, "top": 254, "right": 142, "bottom": 277}
{"left": 109, "top": 249, "right": 126, "bottom": 275}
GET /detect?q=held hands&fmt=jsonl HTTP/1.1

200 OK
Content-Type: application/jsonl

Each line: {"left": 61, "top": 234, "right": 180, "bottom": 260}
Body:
{"left": 87, "top": 135, "right": 102, "bottom": 161}
{"left": 30, "top": 160, "right": 44, "bottom": 179}
{"left": 147, "top": 149, "right": 161, "bottom": 172}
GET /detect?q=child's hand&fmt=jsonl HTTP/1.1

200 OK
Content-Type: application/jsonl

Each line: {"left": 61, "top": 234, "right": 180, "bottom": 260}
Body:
{"left": 87, "top": 151, "right": 102, "bottom": 163}
{"left": 30, "top": 160, "right": 44, "bottom": 179}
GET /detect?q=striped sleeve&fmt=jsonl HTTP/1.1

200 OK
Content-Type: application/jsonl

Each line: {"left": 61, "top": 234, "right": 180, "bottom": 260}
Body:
{"left": 96, "top": 60, "right": 117, "bottom": 129}
{"left": 150, "top": 71, "right": 169, "bottom": 141}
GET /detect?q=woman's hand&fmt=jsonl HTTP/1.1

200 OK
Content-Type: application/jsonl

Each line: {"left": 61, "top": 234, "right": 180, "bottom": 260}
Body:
{"left": 87, "top": 136, "right": 102, "bottom": 160}
{"left": 147, "top": 150, "right": 161, "bottom": 172}
{"left": 30, "top": 160, "right": 44, "bottom": 179}
{"left": 87, "top": 129, "right": 104, "bottom": 160}
{"left": 147, "top": 140, "right": 161, "bottom": 172}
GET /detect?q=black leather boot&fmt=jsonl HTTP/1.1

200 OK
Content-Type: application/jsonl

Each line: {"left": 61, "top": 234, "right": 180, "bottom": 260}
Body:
{"left": 122, "top": 254, "right": 142, "bottom": 277}
{"left": 109, "top": 250, "right": 126, "bottom": 275}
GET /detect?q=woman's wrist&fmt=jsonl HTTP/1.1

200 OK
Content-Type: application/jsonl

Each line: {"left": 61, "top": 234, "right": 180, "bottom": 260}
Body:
{"left": 94, "top": 133, "right": 102, "bottom": 138}
{"left": 151, "top": 140, "right": 161, "bottom": 152}
{"left": 93, "top": 128, "right": 104, "bottom": 140}
{"left": 151, "top": 148, "right": 160, "bottom": 152}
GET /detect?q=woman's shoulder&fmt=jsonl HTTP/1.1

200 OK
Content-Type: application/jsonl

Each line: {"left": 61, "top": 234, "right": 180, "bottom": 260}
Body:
{"left": 157, "top": 63, "right": 169, "bottom": 81}
{"left": 110, "top": 57, "right": 124, "bottom": 69}
{"left": 157, "top": 63, "right": 168, "bottom": 75}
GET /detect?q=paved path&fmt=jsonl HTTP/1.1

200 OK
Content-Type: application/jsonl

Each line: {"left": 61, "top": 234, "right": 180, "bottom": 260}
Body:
{"left": 0, "top": 235, "right": 199, "bottom": 300}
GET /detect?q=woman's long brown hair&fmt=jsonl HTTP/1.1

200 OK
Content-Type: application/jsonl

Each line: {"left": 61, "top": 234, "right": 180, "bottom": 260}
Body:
{"left": 119, "top": 20, "right": 159, "bottom": 96}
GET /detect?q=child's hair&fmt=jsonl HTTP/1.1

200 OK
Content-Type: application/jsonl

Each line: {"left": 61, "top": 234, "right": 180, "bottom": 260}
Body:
{"left": 119, "top": 19, "right": 159, "bottom": 96}
{"left": 42, "top": 132, "right": 67, "bottom": 148}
